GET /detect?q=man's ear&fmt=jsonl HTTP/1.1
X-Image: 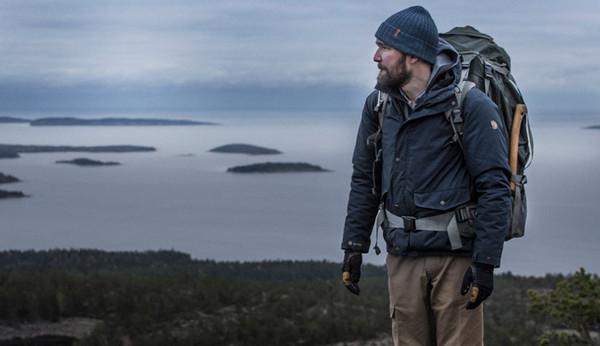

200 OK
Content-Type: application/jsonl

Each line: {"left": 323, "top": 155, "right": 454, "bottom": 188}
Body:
{"left": 406, "top": 55, "right": 420, "bottom": 65}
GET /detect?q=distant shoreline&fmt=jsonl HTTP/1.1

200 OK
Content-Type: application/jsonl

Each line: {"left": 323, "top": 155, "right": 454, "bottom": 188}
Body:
{"left": 0, "top": 248, "right": 591, "bottom": 276}
{"left": 0, "top": 116, "right": 220, "bottom": 126}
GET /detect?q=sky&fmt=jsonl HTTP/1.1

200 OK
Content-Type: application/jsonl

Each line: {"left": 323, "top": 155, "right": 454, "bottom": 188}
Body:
{"left": 1, "top": 0, "right": 599, "bottom": 114}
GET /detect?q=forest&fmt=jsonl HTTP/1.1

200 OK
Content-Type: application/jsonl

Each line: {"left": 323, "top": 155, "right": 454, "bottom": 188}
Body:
{"left": 0, "top": 249, "right": 595, "bottom": 345}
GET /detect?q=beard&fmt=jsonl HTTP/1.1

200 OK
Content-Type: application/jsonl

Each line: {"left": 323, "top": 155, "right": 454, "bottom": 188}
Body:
{"left": 377, "top": 55, "right": 411, "bottom": 90}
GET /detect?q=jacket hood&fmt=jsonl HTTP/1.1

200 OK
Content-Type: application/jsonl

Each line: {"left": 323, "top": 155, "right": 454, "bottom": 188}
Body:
{"left": 426, "top": 37, "right": 461, "bottom": 94}
{"left": 415, "top": 37, "right": 461, "bottom": 113}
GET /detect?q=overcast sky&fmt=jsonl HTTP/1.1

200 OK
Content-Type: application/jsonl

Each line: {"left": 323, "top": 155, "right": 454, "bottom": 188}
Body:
{"left": 1, "top": 0, "right": 599, "bottom": 113}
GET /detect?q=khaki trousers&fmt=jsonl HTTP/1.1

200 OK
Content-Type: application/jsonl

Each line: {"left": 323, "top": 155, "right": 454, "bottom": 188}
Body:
{"left": 386, "top": 255, "right": 483, "bottom": 346}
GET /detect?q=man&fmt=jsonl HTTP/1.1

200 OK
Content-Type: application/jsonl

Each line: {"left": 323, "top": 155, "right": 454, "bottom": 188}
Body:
{"left": 341, "top": 6, "right": 512, "bottom": 346}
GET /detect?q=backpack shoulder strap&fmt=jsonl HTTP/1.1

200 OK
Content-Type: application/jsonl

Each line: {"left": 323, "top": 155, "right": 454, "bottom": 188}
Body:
{"left": 458, "top": 81, "right": 476, "bottom": 107}
{"left": 371, "top": 91, "right": 389, "bottom": 256}
{"left": 373, "top": 91, "right": 389, "bottom": 128}
{"left": 366, "top": 91, "right": 389, "bottom": 149}
{"left": 445, "top": 81, "right": 476, "bottom": 152}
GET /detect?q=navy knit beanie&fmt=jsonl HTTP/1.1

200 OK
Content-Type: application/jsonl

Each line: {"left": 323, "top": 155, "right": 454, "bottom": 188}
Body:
{"left": 375, "top": 6, "right": 438, "bottom": 65}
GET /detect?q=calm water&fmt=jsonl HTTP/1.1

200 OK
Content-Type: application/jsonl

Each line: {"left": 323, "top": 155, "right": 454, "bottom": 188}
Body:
{"left": 1, "top": 111, "right": 599, "bottom": 276}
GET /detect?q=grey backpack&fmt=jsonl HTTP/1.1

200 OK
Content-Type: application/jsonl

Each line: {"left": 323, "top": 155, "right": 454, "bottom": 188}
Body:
{"left": 369, "top": 26, "right": 533, "bottom": 241}
{"left": 441, "top": 26, "right": 533, "bottom": 240}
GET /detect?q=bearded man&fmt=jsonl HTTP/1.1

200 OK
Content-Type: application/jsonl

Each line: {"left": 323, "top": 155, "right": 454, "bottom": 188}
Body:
{"left": 340, "top": 6, "right": 512, "bottom": 345}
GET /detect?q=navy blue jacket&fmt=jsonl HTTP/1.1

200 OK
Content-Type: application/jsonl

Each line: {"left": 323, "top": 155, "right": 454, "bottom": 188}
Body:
{"left": 342, "top": 39, "right": 512, "bottom": 267}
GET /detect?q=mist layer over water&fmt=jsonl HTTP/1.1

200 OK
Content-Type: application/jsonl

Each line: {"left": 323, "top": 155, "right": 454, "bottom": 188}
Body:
{"left": 1, "top": 111, "right": 599, "bottom": 275}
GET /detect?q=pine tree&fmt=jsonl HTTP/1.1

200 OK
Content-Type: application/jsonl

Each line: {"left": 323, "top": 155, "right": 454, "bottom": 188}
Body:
{"left": 529, "top": 268, "right": 600, "bottom": 345}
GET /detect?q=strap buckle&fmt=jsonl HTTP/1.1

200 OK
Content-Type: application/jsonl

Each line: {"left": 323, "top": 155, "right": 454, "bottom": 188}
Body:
{"left": 402, "top": 216, "right": 416, "bottom": 232}
{"left": 484, "top": 63, "right": 494, "bottom": 78}
{"left": 455, "top": 206, "right": 476, "bottom": 225}
{"left": 511, "top": 174, "right": 527, "bottom": 186}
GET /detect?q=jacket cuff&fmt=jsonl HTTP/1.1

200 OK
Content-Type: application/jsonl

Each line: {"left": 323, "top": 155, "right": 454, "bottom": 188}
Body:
{"left": 341, "top": 240, "right": 370, "bottom": 253}
{"left": 472, "top": 254, "right": 500, "bottom": 268}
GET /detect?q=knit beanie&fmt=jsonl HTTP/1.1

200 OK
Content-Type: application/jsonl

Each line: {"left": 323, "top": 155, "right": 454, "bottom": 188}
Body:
{"left": 375, "top": 6, "right": 438, "bottom": 65}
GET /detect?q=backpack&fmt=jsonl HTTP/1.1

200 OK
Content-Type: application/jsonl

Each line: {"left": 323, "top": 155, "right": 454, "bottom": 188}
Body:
{"left": 369, "top": 26, "right": 533, "bottom": 241}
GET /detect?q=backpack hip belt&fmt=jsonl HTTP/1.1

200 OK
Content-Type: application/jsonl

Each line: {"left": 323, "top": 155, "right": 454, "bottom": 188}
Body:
{"left": 376, "top": 206, "right": 476, "bottom": 250}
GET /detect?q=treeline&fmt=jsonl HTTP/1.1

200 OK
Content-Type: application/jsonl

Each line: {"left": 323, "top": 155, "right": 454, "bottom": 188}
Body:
{"left": 0, "top": 249, "right": 575, "bottom": 345}
{"left": 0, "top": 249, "right": 386, "bottom": 281}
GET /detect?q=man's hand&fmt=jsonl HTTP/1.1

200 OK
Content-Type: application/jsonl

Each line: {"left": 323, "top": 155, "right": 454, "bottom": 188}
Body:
{"left": 460, "top": 262, "right": 494, "bottom": 309}
{"left": 342, "top": 252, "right": 362, "bottom": 295}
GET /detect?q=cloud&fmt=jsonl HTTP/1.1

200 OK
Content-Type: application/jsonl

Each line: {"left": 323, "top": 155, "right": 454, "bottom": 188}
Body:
{"left": 0, "top": 0, "right": 599, "bottom": 110}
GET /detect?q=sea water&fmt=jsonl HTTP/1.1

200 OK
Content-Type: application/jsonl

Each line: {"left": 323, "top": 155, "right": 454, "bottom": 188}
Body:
{"left": 1, "top": 110, "right": 599, "bottom": 276}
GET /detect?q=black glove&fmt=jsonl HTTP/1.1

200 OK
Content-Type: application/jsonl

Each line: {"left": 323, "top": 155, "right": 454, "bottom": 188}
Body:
{"left": 460, "top": 262, "right": 494, "bottom": 310}
{"left": 342, "top": 251, "right": 362, "bottom": 295}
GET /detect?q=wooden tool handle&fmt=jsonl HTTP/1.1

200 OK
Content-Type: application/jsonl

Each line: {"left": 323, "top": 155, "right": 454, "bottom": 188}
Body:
{"left": 509, "top": 104, "right": 527, "bottom": 191}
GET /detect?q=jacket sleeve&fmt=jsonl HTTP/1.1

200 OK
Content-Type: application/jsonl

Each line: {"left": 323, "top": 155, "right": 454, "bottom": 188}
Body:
{"left": 341, "top": 92, "right": 381, "bottom": 253}
{"left": 461, "top": 89, "right": 512, "bottom": 267}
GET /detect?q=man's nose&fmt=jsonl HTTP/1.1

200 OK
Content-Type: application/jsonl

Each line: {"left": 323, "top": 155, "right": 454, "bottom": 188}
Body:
{"left": 373, "top": 49, "right": 381, "bottom": 62}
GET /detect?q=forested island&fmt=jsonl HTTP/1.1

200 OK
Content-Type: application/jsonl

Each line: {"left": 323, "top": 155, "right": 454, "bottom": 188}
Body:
{"left": 209, "top": 144, "right": 282, "bottom": 155}
{"left": 0, "top": 173, "right": 26, "bottom": 198}
{"left": 0, "top": 149, "right": 20, "bottom": 159}
{"left": 227, "top": 162, "right": 330, "bottom": 173}
{"left": 0, "top": 173, "right": 20, "bottom": 184}
{"left": 1, "top": 249, "right": 593, "bottom": 346}
{"left": 0, "top": 116, "right": 29, "bottom": 123}
{"left": 29, "top": 117, "right": 218, "bottom": 126}
{"left": 0, "top": 190, "right": 27, "bottom": 199}
{"left": 56, "top": 158, "right": 121, "bottom": 166}
{"left": 0, "top": 144, "right": 155, "bottom": 159}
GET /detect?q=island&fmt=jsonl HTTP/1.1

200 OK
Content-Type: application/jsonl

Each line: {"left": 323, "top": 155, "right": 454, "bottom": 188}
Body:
{"left": 30, "top": 117, "right": 219, "bottom": 126}
{"left": 584, "top": 125, "right": 600, "bottom": 130}
{"left": 227, "top": 162, "right": 330, "bottom": 173}
{"left": 0, "top": 149, "right": 20, "bottom": 159}
{"left": 0, "top": 116, "right": 30, "bottom": 123}
{"left": 209, "top": 143, "right": 282, "bottom": 155}
{"left": 0, "top": 189, "right": 27, "bottom": 199}
{"left": 56, "top": 158, "right": 121, "bottom": 166}
{"left": 0, "top": 144, "right": 155, "bottom": 155}
{"left": 0, "top": 172, "right": 20, "bottom": 184}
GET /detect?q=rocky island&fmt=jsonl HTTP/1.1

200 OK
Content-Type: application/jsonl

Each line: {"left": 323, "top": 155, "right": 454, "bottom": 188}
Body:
{"left": 0, "top": 189, "right": 27, "bottom": 199}
{"left": 210, "top": 143, "right": 282, "bottom": 155}
{"left": 0, "top": 144, "right": 156, "bottom": 157}
{"left": 30, "top": 117, "right": 218, "bottom": 126}
{"left": 584, "top": 125, "right": 600, "bottom": 130}
{"left": 0, "top": 172, "right": 20, "bottom": 184}
{"left": 56, "top": 158, "right": 121, "bottom": 166}
{"left": 227, "top": 162, "right": 330, "bottom": 173}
